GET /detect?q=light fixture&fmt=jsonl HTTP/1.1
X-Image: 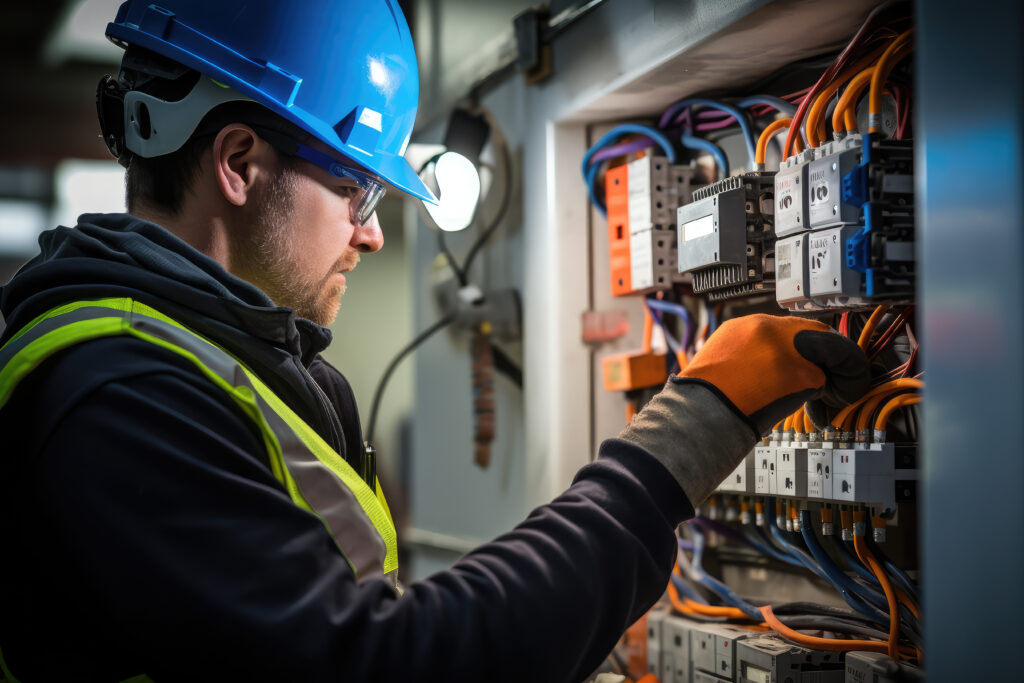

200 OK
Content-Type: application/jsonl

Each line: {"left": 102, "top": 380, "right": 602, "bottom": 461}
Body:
{"left": 417, "top": 107, "right": 492, "bottom": 233}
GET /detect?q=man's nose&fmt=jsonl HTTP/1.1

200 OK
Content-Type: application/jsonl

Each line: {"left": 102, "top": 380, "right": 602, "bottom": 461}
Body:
{"left": 351, "top": 212, "right": 384, "bottom": 253}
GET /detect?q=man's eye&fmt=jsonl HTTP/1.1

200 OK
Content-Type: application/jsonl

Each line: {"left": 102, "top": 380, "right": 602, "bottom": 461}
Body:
{"left": 335, "top": 185, "right": 360, "bottom": 199}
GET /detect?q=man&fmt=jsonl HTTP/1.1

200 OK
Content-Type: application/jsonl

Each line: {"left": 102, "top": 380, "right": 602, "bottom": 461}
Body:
{"left": 0, "top": 1, "right": 869, "bottom": 681}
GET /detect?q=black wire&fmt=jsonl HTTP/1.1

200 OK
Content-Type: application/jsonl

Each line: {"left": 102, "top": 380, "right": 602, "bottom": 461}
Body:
{"left": 436, "top": 230, "right": 468, "bottom": 286}
{"left": 366, "top": 315, "right": 456, "bottom": 444}
{"left": 777, "top": 615, "right": 889, "bottom": 641}
{"left": 490, "top": 342, "right": 523, "bottom": 388}
{"left": 461, "top": 142, "right": 514, "bottom": 277}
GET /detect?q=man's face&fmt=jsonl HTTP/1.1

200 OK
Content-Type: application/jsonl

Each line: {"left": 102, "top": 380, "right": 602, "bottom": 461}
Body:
{"left": 235, "top": 150, "right": 384, "bottom": 326}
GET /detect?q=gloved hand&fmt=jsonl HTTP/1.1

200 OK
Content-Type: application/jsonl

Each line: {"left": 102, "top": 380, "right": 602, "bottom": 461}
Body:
{"left": 617, "top": 314, "right": 869, "bottom": 506}
{"left": 675, "top": 314, "right": 870, "bottom": 437}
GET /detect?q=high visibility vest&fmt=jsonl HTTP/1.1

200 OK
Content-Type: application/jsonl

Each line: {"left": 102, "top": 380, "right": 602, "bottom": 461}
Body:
{"left": 0, "top": 297, "right": 399, "bottom": 682}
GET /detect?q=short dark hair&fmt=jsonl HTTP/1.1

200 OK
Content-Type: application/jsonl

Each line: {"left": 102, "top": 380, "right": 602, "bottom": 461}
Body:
{"left": 117, "top": 48, "right": 306, "bottom": 215}
{"left": 125, "top": 101, "right": 301, "bottom": 215}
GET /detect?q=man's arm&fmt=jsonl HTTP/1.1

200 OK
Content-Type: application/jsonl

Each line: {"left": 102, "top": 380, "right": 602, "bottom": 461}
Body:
{"left": 21, "top": 341, "right": 704, "bottom": 682}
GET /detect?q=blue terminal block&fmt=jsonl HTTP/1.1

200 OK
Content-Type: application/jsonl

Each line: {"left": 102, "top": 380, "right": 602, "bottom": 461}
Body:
{"left": 838, "top": 133, "right": 915, "bottom": 301}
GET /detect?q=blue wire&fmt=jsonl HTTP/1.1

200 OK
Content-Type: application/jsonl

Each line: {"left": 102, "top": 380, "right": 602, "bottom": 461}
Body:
{"left": 799, "top": 511, "right": 888, "bottom": 612}
{"left": 741, "top": 525, "right": 804, "bottom": 568}
{"left": 680, "top": 132, "right": 729, "bottom": 179}
{"left": 883, "top": 559, "right": 921, "bottom": 606}
{"left": 831, "top": 534, "right": 881, "bottom": 587}
{"left": 676, "top": 536, "right": 695, "bottom": 553}
{"left": 670, "top": 574, "right": 708, "bottom": 605}
{"left": 689, "top": 525, "right": 762, "bottom": 620}
{"left": 645, "top": 298, "right": 693, "bottom": 354}
{"left": 643, "top": 299, "right": 681, "bottom": 356}
{"left": 764, "top": 505, "right": 885, "bottom": 623}
{"left": 706, "top": 302, "right": 719, "bottom": 335}
{"left": 663, "top": 98, "right": 757, "bottom": 163}
{"left": 737, "top": 95, "right": 798, "bottom": 117}
{"left": 581, "top": 124, "right": 677, "bottom": 214}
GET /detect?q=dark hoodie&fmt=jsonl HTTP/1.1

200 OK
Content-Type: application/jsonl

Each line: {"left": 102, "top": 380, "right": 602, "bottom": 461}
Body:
{"left": 0, "top": 214, "right": 692, "bottom": 682}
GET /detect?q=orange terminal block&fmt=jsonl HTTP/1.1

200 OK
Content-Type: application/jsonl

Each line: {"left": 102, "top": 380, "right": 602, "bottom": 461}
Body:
{"left": 601, "top": 350, "right": 667, "bottom": 392}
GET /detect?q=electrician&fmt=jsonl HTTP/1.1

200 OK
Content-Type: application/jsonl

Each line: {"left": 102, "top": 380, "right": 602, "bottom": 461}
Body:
{"left": 0, "top": 1, "right": 869, "bottom": 681}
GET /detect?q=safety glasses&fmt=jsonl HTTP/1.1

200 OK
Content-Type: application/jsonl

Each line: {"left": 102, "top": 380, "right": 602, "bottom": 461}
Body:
{"left": 255, "top": 128, "right": 386, "bottom": 226}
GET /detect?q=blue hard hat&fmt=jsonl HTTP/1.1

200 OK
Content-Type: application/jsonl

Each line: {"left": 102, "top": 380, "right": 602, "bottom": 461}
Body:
{"left": 106, "top": 0, "right": 435, "bottom": 203}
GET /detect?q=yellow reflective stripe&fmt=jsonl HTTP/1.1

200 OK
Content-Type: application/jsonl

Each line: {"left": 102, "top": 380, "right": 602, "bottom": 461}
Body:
{"left": 0, "top": 317, "right": 124, "bottom": 411}
{"left": 376, "top": 477, "right": 395, "bottom": 528}
{"left": 0, "top": 297, "right": 133, "bottom": 352}
{"left": 118, "top": 301, "right": 398, "bottom": 573}
{"left": 244, "top": 364, "right": 398, "bottom": 575}
{"left": 2, "top": 298, "right": 398, "bottom": 576}
{"left": 123, "top": 327, "right": 293, "bottom": 496}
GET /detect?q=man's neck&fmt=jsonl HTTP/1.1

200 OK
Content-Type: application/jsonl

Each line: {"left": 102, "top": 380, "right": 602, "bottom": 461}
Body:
{"left": 132, "top": 206, "right": 234, "bottom": 272}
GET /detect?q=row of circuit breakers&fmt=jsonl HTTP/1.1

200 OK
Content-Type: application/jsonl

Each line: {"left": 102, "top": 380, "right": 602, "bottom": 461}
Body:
{"left": 720, "top": 434, "right": 916, "bottom": 515}
{"left": 606, "top": 134, "right": 914, "bottom": 307}
{"left": 646, "top": 611, "right": 923, "bottom": 683}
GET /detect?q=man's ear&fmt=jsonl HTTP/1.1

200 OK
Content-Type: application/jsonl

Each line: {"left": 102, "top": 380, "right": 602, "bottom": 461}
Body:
{"left": 211, "top": 124, "right": 276, "bottom": 207}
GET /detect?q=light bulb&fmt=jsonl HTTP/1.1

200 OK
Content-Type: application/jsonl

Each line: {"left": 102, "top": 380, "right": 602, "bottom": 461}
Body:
{"left": 423, "top": 151, "right": 480, "bottom": 232}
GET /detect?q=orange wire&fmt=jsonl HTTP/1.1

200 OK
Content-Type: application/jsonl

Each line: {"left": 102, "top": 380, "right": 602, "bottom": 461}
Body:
{"left": 870, "top": 29, "right": 915, "bottom": 132}
{"left": 755, "top": 117, "right": 793, "bottom": 165}
{"left": 834, "top": 43, "right": 913, "bottom": 136}
{"left": 854, "top": 513, "right": 900, "bottom": 659}
{"left": 642, "top": 306, "right": 654, "bottom": 354}
{"left": 857, "top": 305, "right": 889, "bottom": 349}
{"left": 853, "top": 390, "right": 902, "bottom": 433}
{"left": 832, "top": 67, "right": 875, "bottom": 135}
{"left": 802, "top": 410, "right": 815, "bottom": 435}
{"left": 800, "top": 47, "right": 887, "bottom": 149}
{"left": 874, "top": 394, "right": 922, "bottom": 431}
{"left": 830, "top": 378, "right": 924, "bottom": 429}
{"left": 760, "top": 605, "right": 888, "bottom": 653}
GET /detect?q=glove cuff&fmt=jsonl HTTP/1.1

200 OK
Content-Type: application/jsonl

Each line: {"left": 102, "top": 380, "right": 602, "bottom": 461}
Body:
{"left": 619, "top": 381, "right": 758, "bottom": 506}
{"left": 670, "top": 376, "right": 761, "bottom": 440}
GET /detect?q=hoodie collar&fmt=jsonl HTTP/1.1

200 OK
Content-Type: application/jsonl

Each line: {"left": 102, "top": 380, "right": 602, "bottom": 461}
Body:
{"left": 0, "top": 213, "right": 333, "bottom": 362}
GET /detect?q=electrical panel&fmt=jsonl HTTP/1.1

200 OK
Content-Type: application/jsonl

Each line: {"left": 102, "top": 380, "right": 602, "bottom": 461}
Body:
{"left": 586, "top": 6, "right": 922, "bottom": 680}
{"left": 676, "top": 173, "right": 776, "bottom": 301}
{"left": 606, "top": 156, "right": 700, "bottom": 296}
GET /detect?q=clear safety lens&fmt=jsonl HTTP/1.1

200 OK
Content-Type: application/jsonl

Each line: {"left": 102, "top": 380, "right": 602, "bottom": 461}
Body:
{"left": 292, "top": 143, "right": 387, "bottom": 225}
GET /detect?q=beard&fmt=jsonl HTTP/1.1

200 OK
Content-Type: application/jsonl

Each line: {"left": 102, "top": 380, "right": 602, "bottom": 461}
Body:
{"left": 232, "top": 167, "right": 357, "bottom": 327}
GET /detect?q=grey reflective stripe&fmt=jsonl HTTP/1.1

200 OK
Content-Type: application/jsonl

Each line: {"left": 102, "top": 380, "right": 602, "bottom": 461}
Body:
{"left": 126, "top": 311, "right": 391, "bottom": 582}
{"left": 1, "top": 303, "right": 395, "bottom": 586}
{"left": 0, "top": 306, "right": 125, "bottom": 377}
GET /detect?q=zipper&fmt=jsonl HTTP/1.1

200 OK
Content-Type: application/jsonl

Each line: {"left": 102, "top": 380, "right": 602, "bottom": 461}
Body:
{"left": 297, "top": 359, "right": 345, "bottom": 456}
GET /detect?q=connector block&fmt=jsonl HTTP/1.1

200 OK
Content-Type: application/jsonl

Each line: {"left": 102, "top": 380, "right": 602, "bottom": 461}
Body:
{"left": 676, "top": 172, "right": 776, "bottom": 300}
{"left": 737, "top": 633, "right": 845, "bottom": 682}
{"left": 719, "top": 450, "right": 755, "bottom": 494}
{"left": 607, "top": 156, "right": 699, "bottom": 296}
{"left": 775, "top": 233, "right": 824, "bottom": 311}
{"left": 832, "top": 443, "right": 918, "bottom": 512}
{"left": 754, "top": 445, "right": 777, "bottom": 495}
{"left": 808, "top": 136, "right": 865, "bottom": 229}
{"left": 601, "top": 350, "right": 667, "bottom": 392}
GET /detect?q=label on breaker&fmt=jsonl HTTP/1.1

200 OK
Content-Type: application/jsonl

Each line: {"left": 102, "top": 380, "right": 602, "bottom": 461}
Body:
{"left": 628, "top": 160, "right": 652, "bottom": 233}
{"left": 630, "top": 231, "right": 654, "bottom": 290}
{"left": 807, "top": 229, "right": 843, "bottom": 296}
{"left": 807, "top": 163, "right": 839, "bottom": 227}
{"left": 807, "top": 448, "right": 833, "bottom": 499}
{"left": 774, "top": 166, "right": 804, "bottom": 237}
{"left": 754, "top": 446, "right": 776, "bottom": 494}
{"left": 682, "top": 213, "right": 715, "bottom": 241}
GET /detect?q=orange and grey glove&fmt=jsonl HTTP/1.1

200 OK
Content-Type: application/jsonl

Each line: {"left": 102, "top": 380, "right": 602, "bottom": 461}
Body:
{"left": 676, "top": 314, "right": 870, "bottom": 437}
{"left": 618, "top": 314, "right": 869, "bottom": 505}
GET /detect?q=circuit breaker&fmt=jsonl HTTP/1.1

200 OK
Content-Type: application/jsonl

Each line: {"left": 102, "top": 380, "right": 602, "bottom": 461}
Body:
{"left": 737, "top": 633, "right": 845, "bottom": 682}
{"left": 775, "top": 134, "right": 914, "bottom": 311}
{"left": 676, "top": 173, "right": 776, "bottom": 301}
{"left": 606, "top": 156, "right": 699, "bottom": 296}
